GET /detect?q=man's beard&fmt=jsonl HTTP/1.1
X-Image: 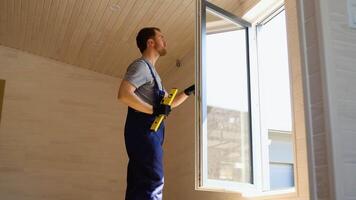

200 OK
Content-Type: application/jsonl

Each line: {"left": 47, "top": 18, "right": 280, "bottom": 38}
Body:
{"left": 158, "top": 48, "right": 167, "bottom": 56}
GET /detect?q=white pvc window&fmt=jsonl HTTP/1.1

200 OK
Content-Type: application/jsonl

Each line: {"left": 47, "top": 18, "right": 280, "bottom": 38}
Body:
{"left": 197, "top": 0, "right": 255, "bottom": 193}
{"left": 196, "top": 0, "right": 295, "bottom": 195}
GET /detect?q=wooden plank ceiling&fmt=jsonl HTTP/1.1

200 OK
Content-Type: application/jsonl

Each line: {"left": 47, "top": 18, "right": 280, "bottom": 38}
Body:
{"left": 0, "top": 0, "right": 258, "bottom": 79}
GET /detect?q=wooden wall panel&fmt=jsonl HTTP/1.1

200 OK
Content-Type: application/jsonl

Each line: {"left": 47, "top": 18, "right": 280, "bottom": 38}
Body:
{"left": 312, "top": 0, "right": 356, "bottom": 199}
{"left": 0, "top": 45, "right": 127, "bottom": 200}
{"left": 297, "top": 0, "right": 332, "bottom": 199}
{"left": 0, "top": 79, "right": 4, "bottom": 123}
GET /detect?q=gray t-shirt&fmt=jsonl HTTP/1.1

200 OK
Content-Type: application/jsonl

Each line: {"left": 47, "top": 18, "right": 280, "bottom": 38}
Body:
{"left": 124, "top": 57, "right": 165, "bottom": 106}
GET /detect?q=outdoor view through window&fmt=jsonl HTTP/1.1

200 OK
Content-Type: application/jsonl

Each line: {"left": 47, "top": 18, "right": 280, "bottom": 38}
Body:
{"left": 205, "top": 9, "right": 252, "bottom": 186}
{"left": 203, "top": 7, "right": 294, "bottom": 191}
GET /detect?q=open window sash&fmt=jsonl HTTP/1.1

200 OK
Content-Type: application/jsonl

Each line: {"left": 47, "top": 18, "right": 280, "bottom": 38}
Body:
{"left": 195, "top": 0, "right": 268, "bottom": 194}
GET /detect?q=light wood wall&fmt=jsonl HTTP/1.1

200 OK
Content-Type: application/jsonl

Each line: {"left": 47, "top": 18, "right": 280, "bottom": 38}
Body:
{"left": 0, "top": 79, "right": 5, "bottom": 123}
{"left": 298, "top": 0, "right": 332, "bottom": 199}
{"left": 0, "top": 45, "right": 127, "bottom": 200}
{"left": 312, "top": 0, "right": 356, "bottom": 199}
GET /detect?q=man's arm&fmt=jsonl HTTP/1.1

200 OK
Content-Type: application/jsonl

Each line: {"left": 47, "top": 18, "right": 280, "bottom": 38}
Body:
{"left": 117, "top": 80, "right": 153, "bottom": 114}
{"left": 171, "top": 84, "right": 195, "bottom": 108}
{"left": 171, "top": 92, "right": 189, "bottom": 108}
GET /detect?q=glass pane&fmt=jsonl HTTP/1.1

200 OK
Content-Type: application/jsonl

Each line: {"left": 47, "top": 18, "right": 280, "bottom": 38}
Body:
{"left": 269, "top": 163, "right": 294, "bottom": 189}
{"left": 257, "top": 10, "right": 295, "bottom": 190}
{"left": 269, "top": 131, "right": 295, "bottom": 189}
{"left": 204, "top": 9, "right": 251, "bottom": 184}
{"left": 207, "top": 0, "right": 242, "bottom": 19}
{"left": 206, "top": 10, "right": 244, "bottom": 34}
{"left": 258, "top": 10, "right": 292, "bottom": 132}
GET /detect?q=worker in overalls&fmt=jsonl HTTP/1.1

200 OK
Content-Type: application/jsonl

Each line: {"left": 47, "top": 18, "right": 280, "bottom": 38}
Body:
{"left": 117, "top": 27, "right": 195, "bottom": 200}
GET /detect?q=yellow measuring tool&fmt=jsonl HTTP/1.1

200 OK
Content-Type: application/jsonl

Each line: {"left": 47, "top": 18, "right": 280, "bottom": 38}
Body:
{"left": 150, "top": 88, "right": 178, "bottom": 132}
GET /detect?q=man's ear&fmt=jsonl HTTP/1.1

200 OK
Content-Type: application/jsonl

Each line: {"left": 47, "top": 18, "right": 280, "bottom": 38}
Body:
{"left": 147, "top": 38, "right": 154, "bottom": 48}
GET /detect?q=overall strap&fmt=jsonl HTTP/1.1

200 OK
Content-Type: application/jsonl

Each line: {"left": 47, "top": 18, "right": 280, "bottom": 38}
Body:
{"left": 142, "top": 59, "right": 160, "bottom": 90}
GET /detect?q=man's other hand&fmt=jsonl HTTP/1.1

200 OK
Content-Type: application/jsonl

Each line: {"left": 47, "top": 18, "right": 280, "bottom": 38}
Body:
{"left": 153, "top": 104, "right": 171, "bottom": 116}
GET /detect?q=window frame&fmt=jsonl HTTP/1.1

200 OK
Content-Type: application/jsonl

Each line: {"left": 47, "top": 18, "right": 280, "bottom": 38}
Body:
{"left": 195, "top": 0, "right": 259, "bottom": 193}
{"left": 195, "top": 0, "right": 296, "bottom": 195}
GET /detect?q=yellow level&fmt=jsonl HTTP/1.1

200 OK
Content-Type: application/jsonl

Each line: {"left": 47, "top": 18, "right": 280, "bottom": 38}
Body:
{"left": 150, "top": 88, "right": 178, "bottom": 132}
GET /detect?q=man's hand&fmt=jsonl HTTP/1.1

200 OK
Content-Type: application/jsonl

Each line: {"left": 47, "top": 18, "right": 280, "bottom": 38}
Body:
{"left": 153, "top": 103, "right": 171, "bottom": 116}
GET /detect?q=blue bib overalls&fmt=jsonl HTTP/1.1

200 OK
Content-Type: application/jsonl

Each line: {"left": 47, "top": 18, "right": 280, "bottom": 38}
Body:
{"left": 124, "top": 60, "right": 165, "bottom": 200}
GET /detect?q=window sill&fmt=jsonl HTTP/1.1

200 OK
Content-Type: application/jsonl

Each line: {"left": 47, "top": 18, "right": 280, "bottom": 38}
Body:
{"left": 243, "top": 188, "right": 296, "bottom": 199}
{"left": 196, "top": 185, "right": 296, "bottom": 199}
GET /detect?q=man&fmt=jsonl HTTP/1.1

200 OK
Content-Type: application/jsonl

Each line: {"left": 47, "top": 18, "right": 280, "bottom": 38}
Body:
{"left": 117, "top": 27, "right": 194, "bottom": 200}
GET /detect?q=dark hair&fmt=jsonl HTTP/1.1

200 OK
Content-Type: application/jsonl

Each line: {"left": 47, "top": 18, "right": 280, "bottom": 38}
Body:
{"left": 136, "top": 27, "right": 161, "bottom": 53}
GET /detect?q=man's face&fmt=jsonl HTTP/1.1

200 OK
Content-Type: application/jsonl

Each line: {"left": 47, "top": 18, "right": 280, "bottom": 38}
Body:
{"left": 153, "top": 30, "right": 167, "bottom": 56}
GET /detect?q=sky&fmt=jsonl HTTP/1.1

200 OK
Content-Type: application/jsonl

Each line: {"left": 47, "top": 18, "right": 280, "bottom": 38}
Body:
{"left": 206, "top": 10, "right": 292, "bottom": 131}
